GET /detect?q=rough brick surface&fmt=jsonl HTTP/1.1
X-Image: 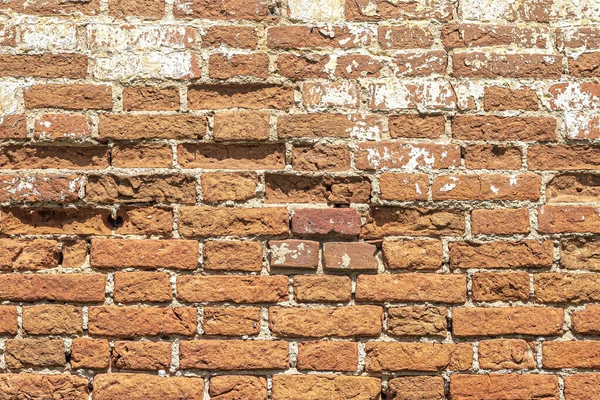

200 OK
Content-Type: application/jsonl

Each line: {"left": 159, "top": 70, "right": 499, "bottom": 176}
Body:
{"left": 1, "top": 0, "right": 596, "bottom": 397}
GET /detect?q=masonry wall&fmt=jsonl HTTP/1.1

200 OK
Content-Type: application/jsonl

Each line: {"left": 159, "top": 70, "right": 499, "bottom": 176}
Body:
{"left": 0, "top": 0, "right": 599, "bottom": 398}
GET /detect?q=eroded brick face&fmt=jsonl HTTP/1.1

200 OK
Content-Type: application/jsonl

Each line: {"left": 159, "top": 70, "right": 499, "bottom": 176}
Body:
{"left": 0, "top": 0, "right": 595, "bottom": 397}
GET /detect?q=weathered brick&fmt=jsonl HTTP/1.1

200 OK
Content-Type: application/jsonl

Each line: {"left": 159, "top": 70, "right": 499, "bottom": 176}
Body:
{"left": 548, "top": 174, "right": 600, "bottom": 203}
{"left": 443, "top": 24, "right": 549, "bottom": 48}
{"left": 393, "top": 50, "right": 447, "bottom": 76}
{"left": 478, "top": 339, "right": 536, "bottom": 370}
{"left": 356, "top": 273, "right": 466, "bottom": 303}
{"left": 0, "top": 374, "right": 88, "bottom": 399}
{"left": 213, "top": 111, "right": 270, "bottom": 141}
{"left": 453, "top": 307, "right": 563, "bottom": 337}
{"left": 471, "top": 208, "right": 530, "bottom": 235}
{"left": 464, "top": 145, "right": 522, "bottom": 170}
{"left": 116, "top": 206, "right": 174, "bottom": 236}
{"left": 452, "top": 115, "right": 556, "bottom": 141}
{"left": 203, "top": 26, "right": 258, "bottom": 49}
{"left": 369, "top": 81, "right": 457, "bottom": 110}
{"left": 179, "top": 340, "right": 288, "bottom": 370}
{"left": 62, "top": 240, "right": 87, "bottom": 269}
{"left": 355, "top": 142, "right": 460, "bottom": 170}
{"left": 88, "top": 307, "right": 197, "bottom": 337}
{"left": 536, "top": 273, "right": 600, "bottom": 303}
{"left": 278, "top": 113, "right": 383, "bottom": 139}
{"left": 71, "top": 338, "right": 110, "bottom": 369}
{"left": 202, "top": 172, "right": 258, "bottom": 203}
{"left": 297, "top": 341, "right": 358, "bottom": 372}
{"left": 335, "top": 55, "right": 383, "bottom": 78}
{"left": 472, "top": 272, "right": 530, "bottom": 302}
{"left": 24, "top": 84, "right": 112, "bottom": 110}
{"left": 272, "top": 375, "right": 381, "bottom": 400}
{"left": 91, "top": 239, "right": 198, "bottom": 270}
{"left": 388, "top": 376, "right": 445, "bottom": 400}
{"left": 561, "top": 239, "right": 600, "bottom": 270}
{"left": 114, "top": 272, "right": 172, "bottom": 303}
{"left": 573, "top": 305, "right": 600, "bottom": 334}
{"left": 529, "top": 146, "right": 600, "bottom": 170}
{"left": 177, "top": 275, "right": 288, "bottom": 303}
{"left": 203, "top": 307, "right": 261, "bottom": 336}
{"left": 188, "top": 85, "right": 294, "bottom": 110}
{"left": 538, "top": 205, "right": 600, "bottom": 234}
{"left": 432, "top": 174, "right": 541, "bottom": 201}
{"left": 99, "top": 114, "right": 206, "bottom": 140}
{"left": 292, "top": 144, "right": 351, "bottom": 171}
{"left": 173, "top": 0, "right": 276, "bottom": 20}
{"left": 453, "top": 52, "right": 561, "bottom": 78}
{"left": 388, "top": 115, "right": 445, "bottom": 139}
{"left": 294, "top": 275, "right": 352, "bottom": 302}
{"left": 387, "top": 306, "right": 448, "bottom": 337}
{"left": 22, "top": 305, "right": 82, "bottom": 335}
{"left": 450, "top": 375, "right": 558, "bottom": 400}
{"left": 266, "top": 175, "right": 371, "bottom": 204}
{"left": 203, "top": 240, "right": 263, "bottom": 271}
{"left": 0, "top": 273, "right": 106, "bottom": 302}
{"left": 87, "top": 175, "right": 196, "bottom": 204}
{"left": 345, "top": 0, "right": 452, "bottom": 21}
{"left": 0, "top": 238, "right": 58, "bottom": 270}
{"left": 361, "top": 207, "right": 465, "bottom": 238}
{"left": 323, "top": 242, "right": 378, "bottom": 270}
{"left": 178, "top": 143, "right": 285, "bottom": 170}
{"left": 5, "top": 338, "right": 65, "bottom": 368}
{"left": 112, "top": 143, "right": 172, "bottom": 168}
{"left": 112, "top": 341, "right": 171, "bottom": 371}
{"left": 34, "top": 114, "right": 92, "bottom": 139}
{"left": 484, "top": 86, "right": 539, "bottom": 110}
{"left": 382, "top": 240, "right": 443, "bottom": 270}
{"left": 543, "top": 341, "right": 600, "bottom": 369}
{"left": 0, "top": 145, "right": 108, "bottom": 170}
{"left": 378, "top": 25, "right": 433, "bottom": 49}
{"left": 270, "top": 239, "right": 319, "bottom": 269}
{"left": 0, "top": 306, "right": 17, "bottom": 335}
{"left": 109, "top": 0, "right": 164, "bottom": 18}
{"left": 450, "top": 240, "right": 553, "bottom": 269}
{"left": 0, "top": 54, "right": 87, "bottom": 78}
{"left": 209, "top": 53, "right": 269, "bottom": 79}
{"left": 277, "top": 54, "right": 330, "bottom": 79}
{"left": 379, "top": 172, "right": 429, "bottom": 201}
{"left": 565, "top": 374, "right": 600, "bottom": 400}
{"left": 0, "top": 115, "right": 27, "bottom": 139}
{"left": 123, "top": 86, "right": 179, "bottom": 111}
{"left": 210, "top": 376, "right": 267, "bottom": 400}
{"left": 94, "top": 374, "right": 203, "bottom": 400}
{"left": 94, "top": 52, "right": 201, "bottom": 80}
{"left": 292, "top": 208, "right": 361, "bottom": 236}
{"left": 267, "top": 26, "right": 371, "bottom": 49}
{"left": 365, "top": 342, "right": 472, "bottom": 372}
{"left": 547, "top": 82, "right": 600, "bottom": 110}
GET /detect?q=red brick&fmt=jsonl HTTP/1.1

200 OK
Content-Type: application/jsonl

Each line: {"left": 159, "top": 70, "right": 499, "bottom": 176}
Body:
{"left": 450, "top": 240, "right": 553, "bottom": 269}
{"left": 543, "top": 341, "right": 600, "bottom": 369}
{"left": 573, "top": 305, "right": 600, "bottom": 334}
{"left": 464, "top": 145, "right": 522, "bottom": 170}
{"left": 378, "top": 26, "right": 433, "bottom": 49}
{"left": 535, "top": 273, "right": 600, "bottom": 303}
{"left": 292, "top": 208, "right": 361, "bottom": 236}
{"left": 0, "top": 306, "right": 17, "bottom": 335}
{"left": 203, "top": 26, "right": 258, "bottom": 49}
{"left": 277, "top": 54, "right": 330, "bottom": 79}
{"left": 109, "top": 0, "right": 164, "bottom": 18}
{"left": 210, "top": 376, "right": 267, "bottom": 400}
{"left": 188, "top": 84, "right": 293, "bottom": 110}
{"left": 112, "top": 341, "right": 171, "bottom": 370}
{"left": 0, "top": 115, "right": 27, "bottom": 139}
{"left": 5, "top": 338, "right": 65, "bottom": 368}
{"left": 272, "top": 375, "right": 381, "bottom": 400}
{"left": 382, "top": 240, "right": 443, "bottom": 270}
{"left": 266, "top": 175, "right": 371, "bottom": 204}
{"left": 270, "top": 239, "right": 319, "bottom": 269}
{"left": 443, "top": 24, "right": 549, "bottom": 48}
{"left": 93, "top": 374, "right": 203, "bottom": 400}
{"left": 432, "top": 174, "right": 541, "bottom": 201}
{"left": 114, "top": 272, "right": 172, "bottom": 303}
{"left": 0, "top": 54, "right": 87, "bottom": 78}
{"left": 389, "top": 115, "right": 445, "bottom": 138}
{"left": 99, "top": 114, "right": 206, "bottom": 140}
{"left": 123, "top": 86, "right": 179, "bottom": 111}
{"left": 178, "top": 143, "right": 285, "bottom": 170}
{"left": 209, "top": 53, "right": 269, "bottom": 79}
{"left": 292, "top": 144, "right": 351, "bottom": 171}
{"left": 387, "top": 306, "right": 448, "bottom": 337}
{"left": 294, "top": 275, "right": 352, "bottom": 303}
{"left": 213, "top": 111, "right": 270, "bottom": 141}
{"left": 453, "top": 52, "right": 561, "bottom": 78}
{"left": 0, "top": 145, "right": 108, "bottom": 170}
{"left": 356, "top": 273, "right": 466, "bottom": 303}
{"left": 478, "top": 339, "right": 536, "bottom": 370}
{"left": 267, "top": 26, "right": 371, "bottom": 49}
{"left": 388, "top": 376, "right": 445, "bottom": 400}
{"left": 112, "top": 143, "right": 173, "bottom": 168}
{"left": 177, "top": 275, "right": 288, "bottom": 303}
{"left": 203, "top": 240, "right": 263, "bottom": 271}
{"left": 452, "top": 115, "right": 556, "bottom": 141}
{"left": 453, "top": 307, "right": 563, "bottom": 337}
{"left": 529, "top": 145, "right": 600, "bottom": 170}
{"left": 379, "top": 172, "right": 429, "bottom": 201}
{"left": 561, "top": 239, "right": 600, "bottom": 270}
{"left": 173, "top": 0, "right": 275, "bottom": 20}
{"left": 393, "top": 50, "right": 447, "bottom": 76}
{"left": 202, "top": 172, "right": 258, "bottom": 203}
{"left": 484, "top": 86, "right": 539, "bottom": 110}
{"left": 335, "top": 55, "right": 383, "bottom": 78}
{"left": 538, "top": 205, "right": 600, "bottom": 234}
{"left": 22, "top": 305, "right": 82, "bottom": 335}
{"left": 34, "top": 114, "right": 92, "bottom": 139}
{"left": 71, "top": 338, "right": 110, "bottom": 369}
{"left": 565, "top": 374, "right": 600, "bottom": 400}
{"left": 278, "top": 113, "right": 383, "bottom": 139}
{"left": 203, "top": 307, "right": 261, "bottom": 336}
{"left": 472, "top": 272, "right": 530, "bottom": 302}
{"left": 323, "top": 242, "right": 378, "bottom": 271}
{"left": 0, "top": 374, "right": 88, "bottom": 399}
{"left": 355, "top": 142, "right": 460, "bottom": 170}
{"left": 0, "top": 238, "right": 59, "bottom": 270}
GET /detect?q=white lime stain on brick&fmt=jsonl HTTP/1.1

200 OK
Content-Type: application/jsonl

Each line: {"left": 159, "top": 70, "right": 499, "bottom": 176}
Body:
{"left": 0, "top": 83, "right": 22, "bottom": 115}
{"left": 94, "top": 52, "right": 199, "bottom": 80}
{"left": 563, "top": 112, "right": 600, "bottom": 139}
{"left": 459, "top": 0, "right": 516, "bottom": 21}
{"left": 440, "top": 176, "right": 459, "bottom": 192}
{"left": 549, "top": 82, "right": 600, "bottom": 110}
{"left": 370, "top": 80, "right": 456, "bottom": 111}
{"left": 347, "top": 114, "right": 381, "bottom": 140}
{"left": 452, "top": 80, "right": 486, "bottom": 111}
{"left": 287, "top": 0, "right": 344, "bottom": 22}
{"left": 20, "top": 23, "right": 78, "bottom": 51}
{"left": 340, "top": 253, "right": 351, "bottom": 268}
{"left": 87, "top": 25, "right": 194, "bottom": 53}
{"left": 303, "top": 81, "right": 359, "bottom": 111}
{"left": 271, "top": 242, "right": 308, "bottom": 265}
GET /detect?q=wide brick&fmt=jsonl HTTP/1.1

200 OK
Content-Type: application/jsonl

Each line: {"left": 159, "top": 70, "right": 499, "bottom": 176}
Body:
{"left": 123, "top": 86, "right": 179, "bottom": 111}
{"left": 272, "top": 375, "right": 381, "bottom": 400}
{"left": 112, "top": 341, "right": 171, "bottom": 371}
{"left": 178, "top": 143, "right": 285, "bottom": 170}
{"left": 292, "top": 144, "right": 351, "bottom": 171}
{"left": 393, "top": 50, "right": 448, "bottom": 77}
{"left": 561, "top": 239, "right": 600, "bottom": 270}
{"left": 94, "top": 52, "right": 200, "bottom": 80}
{"left": 0, "top": 54, "right": 87, "bottom": 78}
{"left": 294, "top": 275, "right": 352, "bottom": 302}
{"left": 0, "top": 306, "right": 17, "bottom": 335}
{"left": 0, "top": 145, "right": 108, "bottom": 170}
{"left": 471, "top": 208, "right": 530, "bottom": 235}
{"left": 213, "top": 111, "right": 269, "bottom": 141}
{"left": 88, "top": 307, "right": 197, "bottom": 337}
{"left": 22, "top": 305, "right": 82, "bottom": 335}
{"left": 0, "top": 273, "right": 105, "bottom": 302}
{"left": 538, "top": 205, "right": 600, "bottom": 234}
{"left": 114, "top": 272, "right": 172, "bottom": 303}
{"left": 179, "top": 206, "right": 289, "bottom": 237}
{"left": 547, "top": 174, "right": 600, "bottom": 203}
{"left": 449, "top": 240, "right": 553, "bottom": 269}
{"left": 443, "top": 24, "right": 549, "bottom": 48}
{"left": 266, "top": 175, "right": 371, "bottom": 205}
{"left": 547, "top": 82, "right": 600, "bottom": 110}
{"left": 529, "top": 145, "right": 600, "bottom": 170}
{"left": 361, "top": 207, "right": 465, "bottom": 238}
{"left": 269, "top": 306, "right": 382, "bottom": 338}
{"left": 278, "top": 113, "right": 383, "bottom": 139}
{"left": 270, "top": 239, "right": 319, "bottom": 269}
{"left": 0, "top": 208, "right": 111, "bottom": 235}
{"left": 543, "top": 341, "right": 600, "bottom": 369}
{"left": 387, "top": 306, "right": 448, "bottom": 337}
{"left": 472, "top": 272, "right": 530, "bottom": 302}
{"left": 5, "top": 338, "right": 65, "bottom": 368}
{"left": 345, "top": 0, "right": 452, "bottom": 21}
{"left": 203, "top": 240, "right": 263, "bottom": 271}
{"left": 24, "top": 84, "right": 112, "bottom": 110}
{"left": 297, "top": 341, "right": 358, "bottom": 372}
{"left": 277, "top": 54, "right": 330, "bottom": 79}
{"left": 365, "top": 342, "right": 472, "bottom": 372}
{"left": 388, "top": 376, "right": 445, "bottom": 400}
{"left": 453, "top": 307, "right": 563, "bottom": 337}
{"left": 179, "top": 340, "right": 288, "bottom": 370}
{"left": 464, "top": 145, "right": 522, "bottom": 170}
{"left": 0, "top": 238, "right": 58, "bottom": 270}
{"left": 292, "top": 208, "right": 361, "bottom": 236}
{"left": 109, "top": 0, "right": 164, "bottom": 18}
{"left": 356, "top": 273, "right": 466, "bottom": 303}
{"left": 34, "top": 114, "right": 92, "bottom": 139}
{"left": 302, "top": 81, "right": 360, "bottom": 110}
{"left": 209, "top": 53, "right": 269, "bottom": 79}
{"left": 389, "top": 115, "right": 445, "bottom": 139}
{"left": 93, "top": 374, "right": 203, "bottom": 400}
{"left": 203, "top": 26, "right": 258, "bottom": 49}
{"left": 202, "top": 172, "right": 258, "bottom": 203}
{"left": 203, "top": 307, "right": 261, "bottom": 336}
{"left": 188, "top": 85, "right": 294, "bottom": 109}
{"left": 484, "top": 86, "right": 539, "bottom": 111}
{"left": 99, "top": 114, "right": 206, "bottom": 140}
{"left": 335, "top": 55, "right": 383, "bottom": 78}
{"left": 116, "top": 206, "right": 174, "bottom": 236}
{"left": 565, "top": 374, "right": 600, "bottom": 400}
{"left": 382, "top": 240, "right": 443, "bottom": 270}
{"left": 379, "top": 172, "right": 429, "bottom": 201}
{"left": 87, "top": 175, "right": 196, "bottom": 204}
{"left": 478, "top": 339, "right": 536, "bottom": 370}
{"left": 70, "top": 338, "right": 110, "bottom": 369}
{"left": 452, "top": 115, "right": 556, "bottom": 141}
{"left": 535, "top": 273, "right": 600, "bottom": 303}
{"left": 173, "top": 0, "right": 275, "bottom": 19}
{"left": 91, "top": 239, "right": 198, "bottom": 270}
{"left": 369, "top": 81, "right": 456, "bottom": 110}
{"left": 450, "top": 374, "right": 558, "bottom": 400}
{"left": 453, "top": 52, "right": 561, "bottom": 78}
{"left": 378, "top": 25, "right": 433, "bottom": 49}
{"left": 87, "top": 25, "right": 194, "bottom": 52}
{"left": 0, "top": 374, "right": 88, "bottom": 399}
{"left": 267, "top": 26, "right": 371, "bottom": 49}
{"left": 112, "top": 143, "right": 172, "bottom": 168}
{"left": 355, "top": 142, "right": 460, "bottom": 170}
{"left": 210, "top": 376, "right": 267, "bottom": 400}
{"left": 323, "top": 242, "right": 378, "bottom": 271}
{"left": 177, "top": 275, "right": 288, "bottom": 303}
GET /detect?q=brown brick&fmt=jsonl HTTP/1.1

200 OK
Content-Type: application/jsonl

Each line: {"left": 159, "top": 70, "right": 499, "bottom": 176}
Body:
{"left": 0, "top": 374, "right": 88, "bottom": 399}
{"left": 294, "top": 275, "right": 352, "bottom": 303}
{"left": 361, "top": 207, "right": 465, "bottom": 239}
{"left": 529, "top": 146, "right": 600, "bottom": 170}
{"left": 561, "top": 239, "right": 600, "bottom": 270}
{"left": 365, "top": 342, "right": 472, "bottom": 372}
{"left": 379, "top": 172, "right": 429, "bottom": 201}
{"left": 388, "top": 376, "right": 445, "bottom": 400}
{"left": 0, "top": 54, "right": 87, "bottom": 78}
{"left": 464, "top": 145, "right": 522, "bottom": 170}
{"left": 0, "top": 145, "right": 109, "bottom": 170}
{"left": 0, "top": 0, "right": 99, "bottom": 14}
{"left": 178, "top": 143, "right": 285, "bottom": 169}
{"left": 449, "top": 240, "right": 553, "bottom": 269}
{"left": 472, "top": 272, "right": 530, "bottom": 302}
{"left": 450, "top": 375, "right": 558, "bottom": 400}
{"left": 24, "top": 84, "right": 112, "bottom": 110}
{"left": 297, "top": 341, "right": 358, "bottom": 372}
{"left": 70, "top": 338, "right": 110, "bottom": 369}
{"left": 453, "top": 52, "right": 561, "bottom": 78}
{"left": 535, "top": 273, "right": 600, "bottom": 303}
{"left": 0, "top": 208, "right": 111, "bottom": 235}
{"left": 99, "top": 114, "right": 206, "bottom": 140}
{"left": 538, "top": 205, "right": 600, "bottom": 234}
{"left": 188, "top": 85, "right": 293, "bottom": 110}
{"left": 203, "top": 307, "right": 261, "bottom": 336}
{"left": 179, "top": 340, "right": 288, "bottom": 370}
{"left": 203, "top": 26, "right": 258, "bottom": 49}
{"left": 389, "top": 115, "right": 445, "bottom": 138}
{"left": 453, "top": 307, "right": 563, "bottom": 337}
{"left": 209, "top": 53, "right": 269, "bottom": 79}
{"left": 484, "top": 86, "right": 539, "bottom": 110}
{"left": 569, "top": 52, "right": 600, "bottom": 76}
{"left": 346, "top": 0, "right": 452, "bottom": 21}
{"left": 0, "top": 273, "right": 105, "bottom": 302}
{"left": 472, "top": 208, "right": 530, "bottom": 235}
{"left": 478, "top": 339, "right": 536, "bottom": 370}
{"left": 323, "top": 242, "right": 378, "bottom": 271}
{"left": 91, "top": 239, "right": 198, "bottom": 270}
{"left": 203, "top": 240, "right": 263, "bottom": 272}
{"left": 277, "top": 54, "right": 329, "bottom": 79}
{"left": 109, "top": 0, "right": 164, "bottom": 18}
{"left": 210, "top": 376, "right": 267, "bottom": 400}
{"left": 93, "top": 374, "right": 203, "bottom": 400}
{"left": 123, "top": 86, "right": 179, "bottom": 111}
{"left": 112, "top": 143, "right": 172, "bottom": 168}
{"left": 292, "top": 144, "right": 351, "bottom": 171}
{"left": 173, "top": 0, "right": 275, "bottom": 19}
{"left": 112, "top": 341, "right": 171, "bottom": 371}
{"left": 382, "top": 240, "right": 443, "bottom": 270}
{"left": 266, "top": 175, "right": 370, "bottom": 204}
{"left": 278, "top": 113, "right": 383, "bottom": 139}
{"left": 355, "top": 142, "right": 460, "bottom": 170}
{"left": 267, "top": 26, "right": 371, "bottom": 49}
{"left": 116, "top": 206, "right": 174, "bottom": 236}
{"left": 5, "top": 338, "right": 65, "bottom": 368}
{"left": 87, "top": 175, "right": 195, "bottom": 204}
{"left": 356, "top": 273, "right": 466, "bottom": 303}
{"left": 378, "top": 26, "right": 434, "bottom": 49}
{"left": 0, "top": 306, "right": 17, "bottom": 335}
{"left": 547, "top": 174, "right": 600, "bottom": 203}
{"left": 565, "top": 374, "right": 600, "bottom": 400}
{"left": 179, "top": 206, "right": 288, "bottom": 237}
{"left": 452, "top": 115, "right": 556, "bottom": 141}
{"left": 269, "top": 306, "right": 382, "bottom": 338}
{"left": 177, "top": 275, "right": 288, "bottom": 303}
{"left": 0, "top": 238, "right": 58, "bottom": 271}
{"left": 22, "top": 305, "right": 82, "bottom": 335}
{"left": 292, "top": 208, "right": 361, "bottom": 237}
{"left": 88, "top": 307, "right": 197, "bottom": 337}
{"left": 213, "top": 111, "right": 269, "bottom": 141}
{"left": 387, "top": 306, "right": 448, "bottom": 337}
{"left": 34, "top": 114, "right": 92, "bottom": 139}
{"left": 272, "top": 375, "right": 381, "bottom": 400}
{"left": 270, "top": 240, "right": 319, "bottom": 269}
{"left": 114, "top": 272, "right": 172, "bottom": 303}
{"left": 547, "top": 82, "right": 600, "bottom": 110}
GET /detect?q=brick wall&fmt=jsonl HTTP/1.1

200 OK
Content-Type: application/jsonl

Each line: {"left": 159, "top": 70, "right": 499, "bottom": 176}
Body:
{"left": 0, "top": 0, "right": 599, "bottom": 398}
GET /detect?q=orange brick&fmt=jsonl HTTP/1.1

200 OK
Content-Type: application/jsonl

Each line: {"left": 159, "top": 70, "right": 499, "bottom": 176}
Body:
{"left": 471, "top": 208, "right": 530, "bottom": 235}
{"left": 177, "top": 275, "right": 288, "bottom": 303}
{"left": 453, "top": 307, "right": 563, "bottom": 337}
{"left": 297, "top": 341, "right": 358, "bottom": 372}
{"left": 179, "top": 340, "right": 288, "bottom": 370}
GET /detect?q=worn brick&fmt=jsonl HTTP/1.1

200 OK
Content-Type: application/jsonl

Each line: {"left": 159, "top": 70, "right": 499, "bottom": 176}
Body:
{"left": 91, "top": 239, "right": 198, "bottom": 270}
{"left": 178, "top": 143, "right": 285, "bottom": 170}
{"left": 292, "top": 208, "right": 361, "bottom": 236}
{"left": 213, "top": 111, "right": 270, "bottom": 141}
{"left": 22, "top": 305, "right": 82, "bottom": 335}
{"left": 203, "top": 307, "right": 261, "bottom": 336}
{"left": 0, "top": 238, "right": 59, "bottom": 271}
{"left": 452, "top": 115, "right": 556, "bottom": 141}
{"left": 88, "top": 307, "right": 197, "bottom": 337}
{"left": 114, "top": 272, "right": 172, "bottom": 303}
{"left": 177, "top": 275, "right": 288, "bottom": 303}
{"left": 538, "top": 205, "right": 600, "bottom": 234}
{"left": 453, "top": 307, "right": 563, "bottom": 337}
{"left": 388, "top": 376, "right": 445, "bottom": 400}
{"left": 0, "top": 273, "right": 106, "bottom": 302}
{"left": 365, "top": 342, "right": 472, "bottom": 372}
{"left": 209, "top": 53, "right": 269, "bottom": 79}
{"left": 450, "top": 375, "right": 558, "bottom": 400}
{"left": 355, "top": 142, "right": 460, "bottom": 170}
{"left": 210, "top": 376, "right": 267, "bottom": 400}
{"left": 450, "top": 240, "right": 553, "bottom": 269}
{"left": 0, "top": 374, "right": 88, "bottom": 399}
{"left": 382, "top": 240, "right": 443, "bottom": 270}
{"left": 323, "top": 242, "right": 378, "bottom": 271}
{"left": 472, "top": 272, "right": 530, "bottom": 302}
{"left": 34, "top": 114, "right": 92, "bottom": 140}
{"left": 266, "top": 175, "right": 371, "bottom": 204}
{"left": 71, "top": 338, "right": 110, "bottom": 369}
{"left": 188, "top": 85, "right": 294, "bottom": 110}
{"left": 112, "top": 143, "right": 172, "bottom": 168}
{"left": 561, "top": 239, "right": 600, "bottom": 270}
{"left": 87, "top": 175, "right": 196, "bottom": 204}
{"left": 179, "top": 340, "right": 288, "bottom": 370}
{"left": 99, "top": 114, "right": 206, "bottom": 140}
{"left": 270, "top": 239, "right": 319, "bottom": 269}
{"left": 272, "top": 375, "right": 381, "bottom": 400}
{"left": 379, "top": 172, "right": 429, "bottom": 201}
{"left": 5, "top": 338, "right": 65, "bottom": 368}
{"left": 94, "top": 374, "right": 203, "bottom": 400}
{"left": 543, "top": 341, "right": 600, "bottom": 369}
{"left": 294, "top": 275, "right": 352, "bottom": 302}
{"left": 464, "top": 145, "right": 522, "bottom": 170}
{"left": 203, "top": 26, "right": 258, "bottom": 49}
{"left": 361, "top": 207, "right": 465, "bottom": 238}
{"left": 387, "top": 306, "right": 448, "bottom": 337}
{"left": 24, "top": 84, "right": 112, "bottom": 110}
{"left": 356, "top": 273, "right": 466, "bottom": 303}
{"left": 112, "top": 341, "right": 171, "bottom": 371}
{"left": 292, "top": 144, "right": 351, "bottom": 171}
{"left": 0, "top": 54, "right": 87, "bottom": 78}
{"left": 123, "top": 86, "right": 179, "bottom": 111}
{"left": 478, "top": 339, "right": 536, "bottom": 370}
{"left": 471, "top": 208, "right": 530, "bottom": 235}
{"left": 297, "top": 341, "right": 358, "bottom": 372}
